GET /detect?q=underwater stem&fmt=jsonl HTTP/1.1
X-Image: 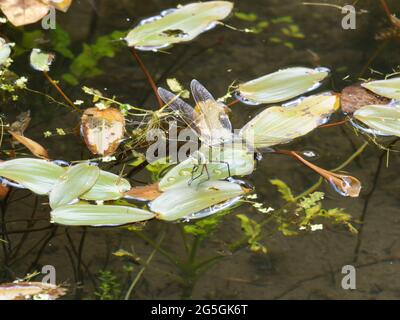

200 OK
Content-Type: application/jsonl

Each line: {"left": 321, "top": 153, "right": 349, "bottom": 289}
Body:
{"left": 129, "top": 48, "right": 163, "bottom": 108}
{"left": 379, "top": 0, "right": 398, "bottom": 28}
{"left": 43, "top": 72, "right": 81, "bottom": 113}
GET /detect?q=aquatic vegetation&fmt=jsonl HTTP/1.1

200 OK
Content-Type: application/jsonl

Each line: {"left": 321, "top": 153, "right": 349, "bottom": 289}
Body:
{"left": 236, "top": 67, "right": 329, "bottom": 105}
{"left": 0, "top": 281, "right": 67, "bottom": 300}
{"left": 0, "top": 0, "right": 399, "bottom": 300}
{"left": 125, "top": 1, "right": 234, "bottom": 50}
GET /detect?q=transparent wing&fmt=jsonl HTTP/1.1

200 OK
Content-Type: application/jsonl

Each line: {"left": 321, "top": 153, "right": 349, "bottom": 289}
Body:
{"left": 190, "top": 79, "right": 233, "bottom": 144}
{"left": 158, "top": 87, "right": 199, "bottom": 132}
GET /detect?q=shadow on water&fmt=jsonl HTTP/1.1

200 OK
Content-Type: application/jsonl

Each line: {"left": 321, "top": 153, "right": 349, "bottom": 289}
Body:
{"left": 1, "top": 0, "right": 400, "bottom": 299}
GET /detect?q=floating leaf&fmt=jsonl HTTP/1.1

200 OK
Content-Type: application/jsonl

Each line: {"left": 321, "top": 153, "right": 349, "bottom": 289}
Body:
{"left": 80, "top": 170, "right": 131, "bottom": 201}
{"left": 0, "top": 282, "right": 67, "bottom": 300}
{"left": 125, "top": 1, "right": 234, "bottom": 50}
{"left": 362, "top": 77, "right": 400, "bottom": 100}
{"left": 51, "top": 204, "right": 155, "bottom": 226}
{"left": 8, "top": 131, "right": 49, "bottom": 159}
{"left": 240, "top": 94, "right": 339, "bottom": 149}
{"left": 125, "top": 183, "right": 161, "bottom": 201}
{"left": 353, "top": 104, "right": 400, "bottom": 137}
{"left": 158, "top": 145, "right": 254, "bottom": 191}
{"left": 49, "top": 163, "right": 100, "bottom": 209}
{"left": 30, "top": 48, "right": 55, "bottom": 72}
{"left": 0, "top": 0, "right": 72, "bottom": 26}
{"left": 340, "top": 84, "right": 390, "bottom": 114}
{"left": 81, "top": 107, "right": 125, "bottom": 156}
{"left": 236, "top": 67, "right": 330, "bottom": 105}
{"left": 0, "top": 158, "right": 64, "bottom": 195}
{"left": 327, "top": 173, "right": 361, "bottom": 198}
{"left": 0, "top": 37, "right": 12, "bottom": 65}
{"left": 150, "top": 180, "right": 249, "bottom": 221}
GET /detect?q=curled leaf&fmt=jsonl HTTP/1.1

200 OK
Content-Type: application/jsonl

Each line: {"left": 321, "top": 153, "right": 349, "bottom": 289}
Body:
{"left": 81, "top": 107, "right": 125, "bottom": 156}
{"left": 80, "top": 170, "right": 131, "bottom": 201}
{"left": 240, "top": 93, "right": 340, "bottom": 149}
{"left": 49, "top": 163, "right": 100, "bottom": 209}
{"left": 362, "top": 77, "right": 400, "bottom": 100}
{"left": 340, "top": 84, "right": 390, "bottom": 114}
{"left": 30, "top": 48, "right": 55, "bottom": 72}
{"left": 326, "top": 173, "right": 361, "bottom": 198}
{"left": 8, "top": 131, "right": 49, "bottom": 159}
{"left": 0, "top": 158, "right": 65, "bottom": 195}
{"left": 236, "top": 67, "right": 330, "bottom": 105}
{"left": 353, "top": 104, "right": 400, "bottom": 137}
{"left": 0, "top": 282, "right": 67, "bottom": 300}
{"left": 51, "top": 204, "right": 155, "bottom": 226}
{"left": 150, "top": 180, "right": 249, "bottom": 221}
{"left": 125, "top": 1, "right": 234, "bottom": 50}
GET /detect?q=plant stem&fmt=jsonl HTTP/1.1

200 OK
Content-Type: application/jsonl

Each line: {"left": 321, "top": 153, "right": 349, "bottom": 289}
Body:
{"left": 43, "top": 72, "right": 81, "bottom": 113}
{"left": 319, "top": 118, "right": 349, "bottom": 128}
{"left": 130, "top": 48, "right": 163, "bottom": 108}
{"left": 124, "top": 230, "right": 165, "bottom": 300}
{"left": 227, "top": 99, "right": 240, "bottom": 107}
{"left": 379, "top": 0, "right": 398, "bottom": 28}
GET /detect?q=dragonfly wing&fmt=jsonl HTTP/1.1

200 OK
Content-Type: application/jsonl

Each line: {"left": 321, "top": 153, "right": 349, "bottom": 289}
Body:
{"left": 158, "top": 87, "right": 198, "bottom": 128}
{"left": 190, "top": 80, "right": 233, "bottom": 144}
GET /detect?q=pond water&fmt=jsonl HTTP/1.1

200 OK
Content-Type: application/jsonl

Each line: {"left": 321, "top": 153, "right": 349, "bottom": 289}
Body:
{"left": 1, "top": 0, "right": 400, "bottom": 299}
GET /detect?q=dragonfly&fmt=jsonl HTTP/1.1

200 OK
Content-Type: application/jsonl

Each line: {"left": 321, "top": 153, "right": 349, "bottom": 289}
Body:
{"left": 157, "top": 79, "right": 256, "bottom": 186}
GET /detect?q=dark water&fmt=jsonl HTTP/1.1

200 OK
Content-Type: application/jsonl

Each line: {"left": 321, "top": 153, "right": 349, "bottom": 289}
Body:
{"left": 1, "top": 0, "right": 400, "bottom": 299}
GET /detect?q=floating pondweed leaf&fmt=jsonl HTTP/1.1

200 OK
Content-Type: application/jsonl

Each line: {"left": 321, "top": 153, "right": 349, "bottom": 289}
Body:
{"left": 30, "top": 48, "right": 55, "bottom": 72}
{"left": 81, "top": 107, "right": 125, "bottom": 156}
{"left": 0, "top": 37, "right": 12, "bottom": 66}
{"left": 0, "top": 282, "right": 67, "bottom": 300}
{"left": 124, "top": 183, "right": 161, "bottom": 201}
{"left": 240, "top": 93, "right": 339, "bottom": 149}
{"left": 8, "top": 131, "right": 49, "bottom": 159}
{"left": 0, "top": 0, "right": 72, "bottom": 26}
{"left": 0, "top": 158, "right": 64, "bottom": 195}
{"left": 51, "top": 204, "right": 155, "bottom": 226}
{"left": 125, "top": 1, "right": 233, "bottom": 50}
{"left": 236, "top": 67, "right": 330, "bottom": 105}
{"left": 362, "top": 77, "right": 400, "bottom": 100}
{"left": 353, "top": 104, "right": 400, "bottom": 137}
{"left": 150, "top": 180, "right": 249, "bottom": 221}
{"left": 49, "top": 163, "right": 100, "bottom": 209}
{"left": 80, "top": 170, "right": 131, "bottom": 201}
{"left": 340, "top": 84, "right": 390, "bottom": 114}
{"left": 158, "top": 144, "right": 255, "bottom": 191}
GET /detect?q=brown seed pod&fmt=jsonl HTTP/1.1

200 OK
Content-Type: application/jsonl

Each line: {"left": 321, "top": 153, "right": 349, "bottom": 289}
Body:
{"left": 81, "top": 107, "right": 125, "bottom": 156}
{"left": 340, "top": 84, "right": 390, "bottom": 114}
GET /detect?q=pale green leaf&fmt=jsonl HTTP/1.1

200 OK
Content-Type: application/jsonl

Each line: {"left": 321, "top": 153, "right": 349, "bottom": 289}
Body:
{"left": 30, "top": 48, "right": 54, "bottom": 72}
{"left": 49, "top": 163, "right": 100, "bottom": 209}
{"left": 239, "top": 94, "right": 339, "bottom": 148}
{"left": 80, "top": 170, "right": 131, "bottom": 201}
{"left": 51, "top": 204, "right": 155, "bottom": 226}
{"left": 353, "top": 104, "right": 400, "bottom": 137}
{"left": 125, "top": 1, "right": 233, "bottom": 50}
{"left": 362, "top": 77, "right": 400, "bottom": 100}
{"left": 158, "top": 144, "right": 255, "bottom": 191}
{"left": 150, "top": 180, "right": 248, "bottom": 221}
{"left": 0, "top": 158, "right": 64, "bottom": 195}
{"left": 237, "top": 67, "right": 330, "bottom": 104}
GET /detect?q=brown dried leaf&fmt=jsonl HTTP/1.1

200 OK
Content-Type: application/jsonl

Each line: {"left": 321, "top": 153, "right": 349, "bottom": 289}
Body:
{"left": 125, "top": 183, "right": 161, "bottom": 201}
{"left": 0, "top": 282, "right": 67, "bottom": 300}
{"left": 0, "top": 0, "right": 72, "bottom": 26}
{"left": 81, "top": 107, "right": 125, "bottom": 156}
{"left": 340, "top": 84, "right": 390, "bottom": 114}
{"left": 8, "top": 131, "right": 49, "bottom": 159}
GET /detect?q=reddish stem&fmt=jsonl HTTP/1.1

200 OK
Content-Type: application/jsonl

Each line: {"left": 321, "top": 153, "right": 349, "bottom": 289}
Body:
{"left": 130, "top": 47, "right": 163, "bottom": 108}
{"left": 379, "top": 0, "right": 398, "bottom": 28}
{"left": 227, "top": 99, "right": 240, "bottom": 108}
{"left": 43, "top": 72, "right": 81, "bottom": 113}
{"left": 319, "top": 118, "right": 349, "bottom": 128}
